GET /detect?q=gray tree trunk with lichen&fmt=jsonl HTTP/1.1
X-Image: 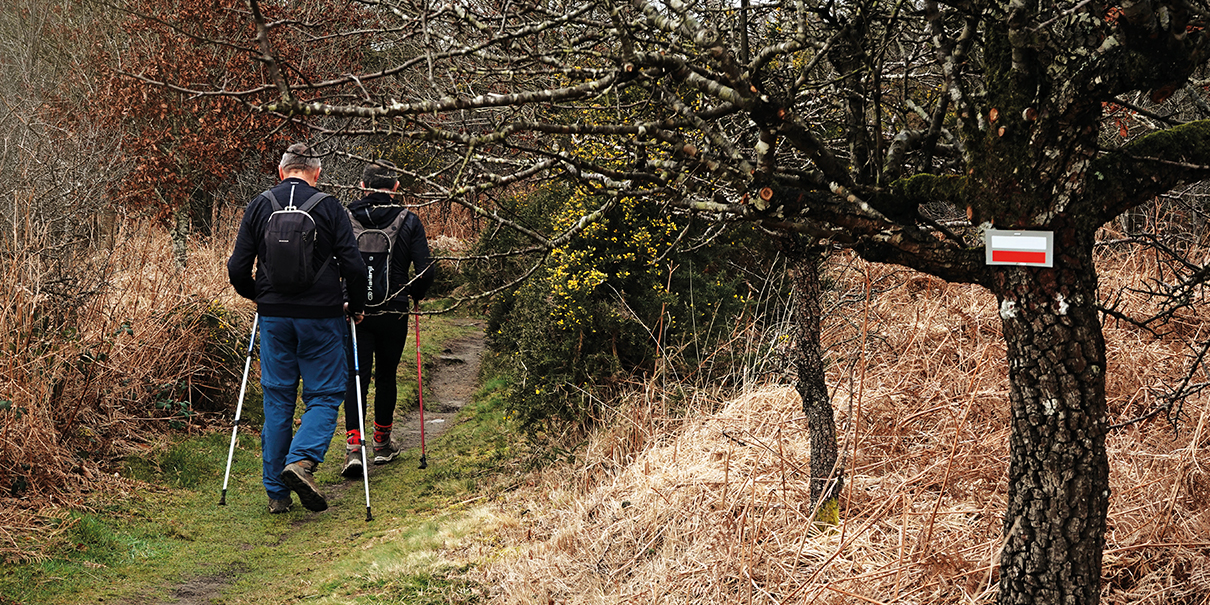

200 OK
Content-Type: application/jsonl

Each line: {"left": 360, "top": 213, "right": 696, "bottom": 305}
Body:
{"left": 783, "top": 240, "right": 842, "bottom": 518}
{"left": 965, "top": 18, "right": 1116, "bottom": 598}
{"left": 991, "top": 222, "right": 1109, "bottom": 604}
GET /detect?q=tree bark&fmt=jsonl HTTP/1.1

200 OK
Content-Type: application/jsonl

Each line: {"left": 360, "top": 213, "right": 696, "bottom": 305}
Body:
{"left": 171, "top": 206, "right": 189, "bottom": 270}
{"left": 189, "top": 189, "right": 214, "bottom": 238}
{"left": 785, "top": 242, "right": 842, "bottom": 515}
{"left": 993, "top": 224, "right": 1109, "bottom": 605}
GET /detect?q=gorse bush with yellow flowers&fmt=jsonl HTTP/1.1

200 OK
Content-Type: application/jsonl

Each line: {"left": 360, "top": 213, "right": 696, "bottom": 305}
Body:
{"left": 474, "top": 183, "right": 758, "bottom": 430}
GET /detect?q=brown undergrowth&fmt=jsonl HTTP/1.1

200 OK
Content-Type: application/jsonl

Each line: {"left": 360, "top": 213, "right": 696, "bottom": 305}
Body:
{"left": 473, "top": 236, "right": 1210, "bottom": 604}
{"left": 0, "top": 218, "right": 247, "bottom": 565}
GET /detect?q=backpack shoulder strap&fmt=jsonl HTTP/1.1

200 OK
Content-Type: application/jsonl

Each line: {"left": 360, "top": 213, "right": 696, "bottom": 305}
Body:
{"left": 298, "top": 191, "right": 332, "bottom": 213}
{"left": 263, "top": 189, "right": 283, "bottom": 211}
{"left": 382, "top": 209, "right": 410, "bottom": 238}
{"left": 346, "top": 208, "right": 366, "bottom": 234}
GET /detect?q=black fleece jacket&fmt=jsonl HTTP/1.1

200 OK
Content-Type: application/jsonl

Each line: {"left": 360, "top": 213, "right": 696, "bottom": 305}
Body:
{"left": 227, "top": 177, "right": 368, "bottom": 318}
{"left": 346, "top": 191, "right": 435, "bottom": 313}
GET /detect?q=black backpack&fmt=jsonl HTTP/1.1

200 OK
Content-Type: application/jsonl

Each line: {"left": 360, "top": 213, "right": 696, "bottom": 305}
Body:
{"left": 347, "top": 208, "right": 410, "bottom": 308}
{"left": 261, "top": 185, "right": 333, "bottom": 294}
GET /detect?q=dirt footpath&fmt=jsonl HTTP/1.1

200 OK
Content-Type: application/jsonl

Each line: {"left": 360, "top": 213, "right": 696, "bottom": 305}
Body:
{"left": 391, "top": 318, "right": 485, "bottom": 452}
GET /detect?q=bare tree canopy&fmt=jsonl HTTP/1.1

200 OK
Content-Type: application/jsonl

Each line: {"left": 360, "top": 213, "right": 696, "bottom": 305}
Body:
{"left": 126, "top": 0, "right": 1210, "bottom": 602}
{"left": 133, "top": 0, "right": 1210, "bottom": 269}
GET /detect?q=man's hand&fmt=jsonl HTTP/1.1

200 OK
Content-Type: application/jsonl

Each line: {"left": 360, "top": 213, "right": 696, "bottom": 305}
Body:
{"left": 344, "top": 303, "right": 365, "bottom": 324}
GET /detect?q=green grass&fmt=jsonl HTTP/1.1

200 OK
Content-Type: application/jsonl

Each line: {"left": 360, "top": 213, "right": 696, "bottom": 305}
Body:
{"left": 0, "top": 311, "right": 515, "bottom": 605}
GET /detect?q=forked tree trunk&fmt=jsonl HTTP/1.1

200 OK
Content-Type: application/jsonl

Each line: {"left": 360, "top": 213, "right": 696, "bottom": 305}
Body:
{"left": 993, "top": 230, "right": 1109, "bottom": 605}
{"left": 786, "top": 244, "right": 842, "bottom": 516}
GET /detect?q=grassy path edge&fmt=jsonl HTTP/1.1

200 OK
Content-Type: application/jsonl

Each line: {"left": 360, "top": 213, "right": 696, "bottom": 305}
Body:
{"left": 1, "top": 313, "right": 511, "bottom": 605}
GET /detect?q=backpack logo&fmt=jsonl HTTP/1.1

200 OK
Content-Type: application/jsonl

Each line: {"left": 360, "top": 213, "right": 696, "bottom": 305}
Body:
{"left": 262, "top": 186, "right": 333, "bottom": 294}
{"left": 348, "top": 209, "right": 409, "bottom": 307}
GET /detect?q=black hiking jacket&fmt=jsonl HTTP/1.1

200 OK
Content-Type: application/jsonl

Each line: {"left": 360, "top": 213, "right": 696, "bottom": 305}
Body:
{"left": 346, "top": 192, "right": 435, "bottom": 314}
{"left": 227, "top": 177, "right": 368, "bottom": 318}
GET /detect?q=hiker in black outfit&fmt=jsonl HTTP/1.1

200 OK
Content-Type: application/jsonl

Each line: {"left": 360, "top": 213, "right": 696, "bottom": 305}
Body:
{"left": 341, "top": 160, "right": 436, "bottom": 478}
{"left": 227, "top": 142, "right": 367, "bottom": 514}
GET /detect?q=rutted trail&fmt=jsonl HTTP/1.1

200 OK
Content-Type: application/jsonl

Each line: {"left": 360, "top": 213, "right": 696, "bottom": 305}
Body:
{"left": 393, "top": 318, "right": 485, "bottom": 453}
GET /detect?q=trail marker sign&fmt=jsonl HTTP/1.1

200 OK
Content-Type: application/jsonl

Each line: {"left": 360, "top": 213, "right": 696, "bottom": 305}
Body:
{"left": 985, "top": 230, "right": 1054, "bottom": 267}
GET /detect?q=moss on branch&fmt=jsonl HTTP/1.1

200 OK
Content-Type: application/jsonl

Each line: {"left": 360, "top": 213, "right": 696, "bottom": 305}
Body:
{"left": 1116, "top": 119, "right": 1210, "bottom": 162}
{"left": 1090, "top": 119, "right": 1210, "bottom": 221}
{"left": 891, "top": 173, "right": 969, "bottom": 206}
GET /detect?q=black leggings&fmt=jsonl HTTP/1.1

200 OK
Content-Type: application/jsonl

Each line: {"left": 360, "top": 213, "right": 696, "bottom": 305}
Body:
{"left": 345, "top": 312, "right": 410, "bottom": 435}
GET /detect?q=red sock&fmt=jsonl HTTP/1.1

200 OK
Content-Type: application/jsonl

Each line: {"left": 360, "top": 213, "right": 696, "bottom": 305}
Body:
{"left": 373, "top": 422, "right": 392, "bottom": 444}
{"left": 346, "top": 430, "right": 362, "bottom": 446}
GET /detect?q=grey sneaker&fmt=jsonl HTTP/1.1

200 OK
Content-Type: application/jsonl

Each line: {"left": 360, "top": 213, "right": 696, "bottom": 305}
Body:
{"left": 268, "top": 496, "right": 292, "bottom": 514}
{"left": 341, "top": 447, "right": 364, "bottom": 479}
{"left": 373, "top": 436, "right": 400, "bottom": 465}
{"left": 280, "top": 460, "right": 328, "bottom": 512}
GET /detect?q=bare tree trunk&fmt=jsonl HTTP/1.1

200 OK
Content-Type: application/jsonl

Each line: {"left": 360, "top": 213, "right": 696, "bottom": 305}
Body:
{"left": 785, "top": 242, "right": 842, "bottom": 519}
{"left": 171, "top": 206, "right": 189, "bottom": 270}
{"left": 189, "top": 189, "right": 214, "bottom": 238}
{"left": 994, "top": 228, "right": 1109, "bottom": 605}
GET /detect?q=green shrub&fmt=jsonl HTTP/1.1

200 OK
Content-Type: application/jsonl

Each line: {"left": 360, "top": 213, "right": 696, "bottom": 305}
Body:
{"left": 162, "top": 297, "right": 253, "bottom": 414}
{"left": 471, "top": 183, "right": 757, "bottom": 430}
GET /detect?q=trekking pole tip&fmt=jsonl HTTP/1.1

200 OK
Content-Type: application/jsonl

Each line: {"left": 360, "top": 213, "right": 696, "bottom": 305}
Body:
{"left": 419, "top": 455, "right": 427, "bottom": 470}
{"left": 366, "top": 508, "right": 373, "bottom": 522}
{"left": 219, "top": 490, "right": 228, "bottom": 506}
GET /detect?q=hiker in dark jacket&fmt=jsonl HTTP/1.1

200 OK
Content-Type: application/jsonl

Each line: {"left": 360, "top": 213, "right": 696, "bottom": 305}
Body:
{"left": 227, "top": 143, "right": 367, "bottom": 514}
{"left": 340, "top": 160, "right": 436, "bottom": 478}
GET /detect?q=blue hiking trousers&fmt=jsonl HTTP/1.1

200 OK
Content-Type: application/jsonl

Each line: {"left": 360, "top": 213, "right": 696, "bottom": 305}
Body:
{"left": 259, "top": 315, "right": 348, "bottom": 500}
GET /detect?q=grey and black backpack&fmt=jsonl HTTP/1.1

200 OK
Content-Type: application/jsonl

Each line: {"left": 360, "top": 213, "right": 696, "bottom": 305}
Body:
{"left": 347, "top": 209, "right": 410, "bottom": 308}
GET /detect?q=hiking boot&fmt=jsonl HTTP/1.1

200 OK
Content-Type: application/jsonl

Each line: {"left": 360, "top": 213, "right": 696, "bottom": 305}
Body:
{"left": 373, "top": 436, "right": 400, "bottom": 465}
{"left": 341, "top": 447, "right": 364, "bottom": 480}
{"left": 280, "top": 460, "right": 328, "bottom": 512}
{"left": 268, "top": 496, "right": 292, "bottom": 514}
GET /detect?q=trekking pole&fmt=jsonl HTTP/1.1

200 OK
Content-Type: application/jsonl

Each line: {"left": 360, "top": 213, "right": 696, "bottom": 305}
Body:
{"left": 414, "top": 300, "right": 427, "bottom": 470}
{"left": 349, "top": 315, "right": 374, "bottom": 522}
{"left": 220, "top": 313, "right": 259, "bottom": 506}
